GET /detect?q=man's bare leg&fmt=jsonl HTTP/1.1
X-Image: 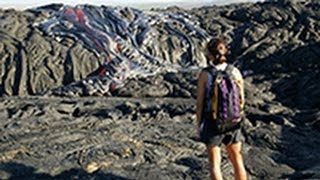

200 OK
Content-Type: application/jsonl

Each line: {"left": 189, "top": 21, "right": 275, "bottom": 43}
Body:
{"left": 226, "top": 142, "right": 247, "bottom": 180}
{"left": 207, "top": 145, "right": 223, "bottom": 180}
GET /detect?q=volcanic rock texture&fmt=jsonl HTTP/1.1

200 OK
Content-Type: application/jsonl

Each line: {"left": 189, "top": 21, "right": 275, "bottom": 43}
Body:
{"left": 1, "top": 0, "right": 320, "bottom": 179}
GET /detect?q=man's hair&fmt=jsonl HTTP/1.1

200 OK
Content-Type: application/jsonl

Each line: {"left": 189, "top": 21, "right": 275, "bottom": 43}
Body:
{"left": 206, "top": 37, "right": 227, "bottom": 65}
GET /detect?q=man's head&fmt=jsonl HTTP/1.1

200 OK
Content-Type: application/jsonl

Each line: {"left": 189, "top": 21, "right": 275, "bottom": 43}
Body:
{"left": 206, "top": 37, "right": 228, "bottom": 65}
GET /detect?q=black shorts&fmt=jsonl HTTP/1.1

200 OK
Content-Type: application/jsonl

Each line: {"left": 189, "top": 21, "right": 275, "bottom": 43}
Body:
{"left": 199, "top": 120, "right": 244, "bottom": 147}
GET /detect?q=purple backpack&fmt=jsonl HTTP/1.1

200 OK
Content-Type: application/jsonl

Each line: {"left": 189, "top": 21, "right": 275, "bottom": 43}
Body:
{"left": 203, "top": 64, "right": 244, "bottom": 133}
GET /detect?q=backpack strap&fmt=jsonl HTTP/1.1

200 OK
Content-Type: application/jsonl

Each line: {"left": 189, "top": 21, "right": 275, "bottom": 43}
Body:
{"left": 204, "top": 64, "right": 234, "bottom": 76}
{"left": 225, "top": 64, "right": 235, "bottom": 77}
{"left": 202, "top": 66, "right": 217, "bottom": 76}
{"left": 202, "top": 66, "right": 221, "bottom": 120}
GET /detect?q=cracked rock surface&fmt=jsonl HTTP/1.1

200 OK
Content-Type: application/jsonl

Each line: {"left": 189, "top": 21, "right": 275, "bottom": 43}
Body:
{"left": 1, "top": 0, "right": 320, "bottom": 179}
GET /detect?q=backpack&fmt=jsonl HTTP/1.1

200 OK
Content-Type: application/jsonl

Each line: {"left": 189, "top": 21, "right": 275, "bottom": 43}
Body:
{"left": 203, "top": 64, "right": 244, "bottom": 133}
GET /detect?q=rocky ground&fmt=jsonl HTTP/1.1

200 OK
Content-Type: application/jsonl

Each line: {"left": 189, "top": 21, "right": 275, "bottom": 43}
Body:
{"left": 1, "top": 0, "right": 320, "bottom": 179}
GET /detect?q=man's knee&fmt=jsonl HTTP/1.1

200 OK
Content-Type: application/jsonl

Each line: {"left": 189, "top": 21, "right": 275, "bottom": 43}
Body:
{"left": 226, "top": 143, "right": 243, "bottom": 160}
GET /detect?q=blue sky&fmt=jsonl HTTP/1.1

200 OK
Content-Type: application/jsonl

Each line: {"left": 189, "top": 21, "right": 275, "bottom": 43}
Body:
{"left": 0, "top": 0, "right": 261, "bottom": 9}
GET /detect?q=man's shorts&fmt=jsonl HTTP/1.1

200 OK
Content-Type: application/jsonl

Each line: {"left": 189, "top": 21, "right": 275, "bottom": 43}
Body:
{"left": 199, "top": 120, "right": 244, "bottom": 147}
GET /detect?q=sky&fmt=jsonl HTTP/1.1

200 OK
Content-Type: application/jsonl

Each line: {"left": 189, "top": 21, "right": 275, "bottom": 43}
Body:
{"left": 0, "top": 0, "right": 261, "bottom": 10}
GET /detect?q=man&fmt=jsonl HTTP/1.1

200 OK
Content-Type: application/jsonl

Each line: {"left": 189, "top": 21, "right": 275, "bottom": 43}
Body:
{"left": 196, "top": 37, "right": 247, "bottom": 180}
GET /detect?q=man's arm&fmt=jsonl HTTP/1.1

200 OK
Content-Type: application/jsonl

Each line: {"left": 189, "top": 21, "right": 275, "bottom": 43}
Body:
{"left": 196, "top": 71, "right": 207, "bottom": 128}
